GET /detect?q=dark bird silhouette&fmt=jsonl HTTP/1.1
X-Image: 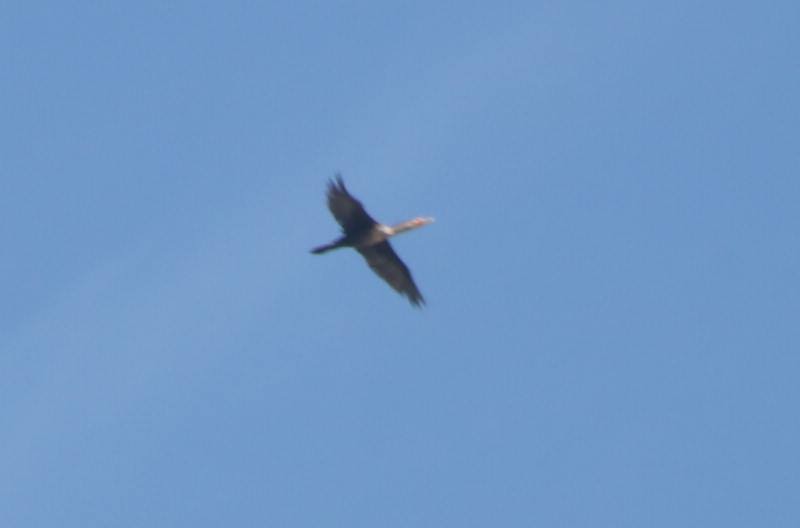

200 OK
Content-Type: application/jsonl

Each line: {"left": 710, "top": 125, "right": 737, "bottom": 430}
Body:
{"left": 311, "top": 176, "right": 433, "bottom": 307}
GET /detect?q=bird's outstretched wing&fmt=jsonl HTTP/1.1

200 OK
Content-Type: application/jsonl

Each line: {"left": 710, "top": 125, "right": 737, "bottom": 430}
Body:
{"left": 327, "top": 176, "right": 377, "bottom": 234}
{"left": 357, "top": 241, "right": 425, "bottom": 307}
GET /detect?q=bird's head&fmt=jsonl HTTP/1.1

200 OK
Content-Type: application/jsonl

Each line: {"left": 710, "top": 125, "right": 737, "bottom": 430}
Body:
{"left": 405, "top": 216, "right": 435, "bottom": 233}
{"left": 410, "top": 216, "right": 435, "bottom": 227}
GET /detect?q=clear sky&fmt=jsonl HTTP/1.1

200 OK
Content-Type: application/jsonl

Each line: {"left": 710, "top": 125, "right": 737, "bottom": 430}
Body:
{"left": 2, "top": 2, "right": 799, "bottom": 526}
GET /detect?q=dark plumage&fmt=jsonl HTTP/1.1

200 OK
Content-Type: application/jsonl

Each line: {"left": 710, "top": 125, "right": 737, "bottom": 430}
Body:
{"left": 311, "top": 176, "right": 433, "bottom": 307}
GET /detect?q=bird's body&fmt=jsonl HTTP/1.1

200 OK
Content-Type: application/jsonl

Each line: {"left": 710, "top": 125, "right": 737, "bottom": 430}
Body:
{"left": 311, "top": 176, "right": 433, "bottom": 307}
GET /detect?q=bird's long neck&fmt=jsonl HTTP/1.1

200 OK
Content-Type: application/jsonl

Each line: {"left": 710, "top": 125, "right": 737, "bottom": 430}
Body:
{"left": 387, "top": 219, "right": 420, "bottom": 236}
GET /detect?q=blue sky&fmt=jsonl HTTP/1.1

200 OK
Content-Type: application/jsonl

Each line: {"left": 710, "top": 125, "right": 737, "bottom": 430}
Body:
{"left": 2, "top": 2, "right": 799, "bottom": 526}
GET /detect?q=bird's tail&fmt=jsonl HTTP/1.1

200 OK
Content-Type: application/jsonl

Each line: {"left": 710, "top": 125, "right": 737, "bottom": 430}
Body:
{"left": 310, "top": 242, "right": 340, "bottom": 254}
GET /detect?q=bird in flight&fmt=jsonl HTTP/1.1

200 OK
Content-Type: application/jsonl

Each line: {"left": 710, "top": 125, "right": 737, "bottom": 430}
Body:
{"left": 311, "top": 176, "right": 434, "bottom": 307}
